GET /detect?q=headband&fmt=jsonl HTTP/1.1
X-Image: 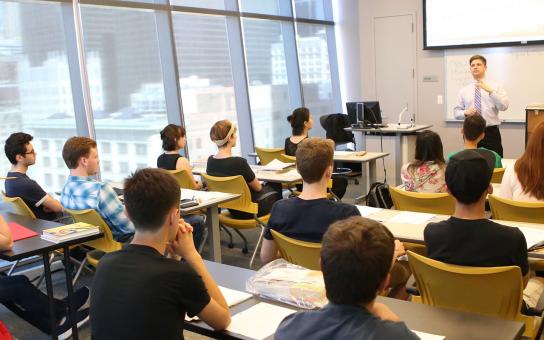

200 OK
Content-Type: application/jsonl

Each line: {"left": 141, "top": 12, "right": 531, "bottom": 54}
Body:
{"left": 213, "top": 122, "right": 237, "bottom": 147}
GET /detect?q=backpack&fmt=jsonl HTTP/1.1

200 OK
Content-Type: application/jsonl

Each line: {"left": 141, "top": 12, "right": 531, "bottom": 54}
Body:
{"left": 365, "top": 182, "right": 393, "bottom": 209}
{"left": 319, "top": 114, "right": 354, "bottom": 145}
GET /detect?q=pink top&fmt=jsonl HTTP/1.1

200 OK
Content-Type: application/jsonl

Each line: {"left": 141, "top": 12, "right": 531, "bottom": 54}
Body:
{"left": 401, "top": 161, "right": 447, "bottom": 193}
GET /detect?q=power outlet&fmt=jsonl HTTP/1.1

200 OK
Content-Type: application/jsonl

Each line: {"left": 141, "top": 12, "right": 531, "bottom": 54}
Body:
{"left": 437, "top": 95, "right": 443, "bottom": 105}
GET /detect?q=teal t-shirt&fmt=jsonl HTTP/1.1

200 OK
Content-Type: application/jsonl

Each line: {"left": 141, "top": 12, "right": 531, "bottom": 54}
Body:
{"left": 447, "top": 147, "right": 503, "bottom": 168}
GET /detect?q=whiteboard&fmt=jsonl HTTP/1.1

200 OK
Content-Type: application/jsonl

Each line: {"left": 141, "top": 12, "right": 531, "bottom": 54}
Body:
{"left": 445, "top": 46, "right": 544, "bottom": 122}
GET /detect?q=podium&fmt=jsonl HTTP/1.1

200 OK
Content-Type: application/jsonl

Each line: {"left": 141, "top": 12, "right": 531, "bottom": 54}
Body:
{"left": 526, "top": 105, "right": 544, "bottom": 146}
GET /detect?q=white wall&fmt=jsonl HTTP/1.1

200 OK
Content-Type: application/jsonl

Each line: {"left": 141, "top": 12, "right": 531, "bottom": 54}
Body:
{"left": 338, "top": 0, "right": 526, "bottom": 158}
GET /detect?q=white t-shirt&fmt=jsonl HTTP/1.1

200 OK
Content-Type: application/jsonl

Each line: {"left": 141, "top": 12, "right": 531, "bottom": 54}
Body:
{"left": 499, "top": 162, "right": 544, "bottom": 203}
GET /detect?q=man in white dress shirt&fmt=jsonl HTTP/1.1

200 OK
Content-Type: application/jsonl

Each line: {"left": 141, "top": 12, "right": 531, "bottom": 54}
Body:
{"left": 453, "top": 55, "right": 509, "bottom": 157}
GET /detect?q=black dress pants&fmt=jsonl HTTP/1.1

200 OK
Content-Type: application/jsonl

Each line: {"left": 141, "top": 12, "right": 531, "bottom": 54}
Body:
{"left": 478, "top": 125, "right": 503, "bottom": 157}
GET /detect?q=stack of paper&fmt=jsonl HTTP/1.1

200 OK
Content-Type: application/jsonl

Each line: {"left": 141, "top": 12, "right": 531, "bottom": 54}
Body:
{"left": 261, "top": 159, "right": 294, "bottom": 171}
{"left": 227, "top": 303, "right": 296, "bottom": 339}
{"left": 181, "top": 189, "right": 228, "bottom": 202}
{"left": 41, "top": 222, "right": 100, "bottom": 243}
{"left": 412, "top": 330, "right": 445, "bottom": 339}
{"left": 185, "top": 286, "right": 252, "bottom": 321}
{"left": 334, "top": 150, "right": 367, "bottom": 157}
{"left": 356, "top": 205, "right": 383, "bottom": 217}
{"left": 387, "top": 211, "right": 436, "bottom": 225}
{"left": 518, "top": 226, "right": 544, "bottom": 251}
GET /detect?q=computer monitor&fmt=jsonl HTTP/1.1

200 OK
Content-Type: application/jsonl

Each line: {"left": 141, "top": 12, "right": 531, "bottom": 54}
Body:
{"left": 345, "top": 102, "right": 359, "bottom": 125}
{"left": 362, "top": 101, "right": 382, "bottom": 126}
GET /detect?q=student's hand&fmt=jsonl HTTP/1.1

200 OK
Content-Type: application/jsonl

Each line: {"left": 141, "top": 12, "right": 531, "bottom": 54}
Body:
{"left": 368, "top": 302, "right": 400, "bottom": 322}
{"left": 393, "top": 240, "right": 405, "bottom": 258}
{"left": 464, "top": 107, "right": 477, "bottom": 115}
{"left": 167, "top": 220, "right": 199, "bottom": 261}
{"left": 478, "top": 81, "right": 494, "bottom": 94}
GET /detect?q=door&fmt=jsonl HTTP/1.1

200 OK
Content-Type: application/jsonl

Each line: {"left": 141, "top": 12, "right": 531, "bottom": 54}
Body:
{"left": 374, "top": 14, "right": 416, "bottom": 122}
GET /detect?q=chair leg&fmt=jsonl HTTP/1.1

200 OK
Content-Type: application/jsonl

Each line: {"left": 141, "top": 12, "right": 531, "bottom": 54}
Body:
{"left": 72, "top": 258, "right": 87, "bottom": 285}
{"left": 198, "top": 228, "right": 208, "bottom": 254}
{"left": 249, "top": 226, "right": 265, "bottom": 269}
{"left": 232, "top": 228, "right": 248, "bottom": 254}
{"left": 220, "top": 225, "right": 234, "bottom": 248}
{"left": 7, "top": 260, "right": 20, "bottom": 276}
{"left": 35, "top": 253, "right": 55, "bottom": 288}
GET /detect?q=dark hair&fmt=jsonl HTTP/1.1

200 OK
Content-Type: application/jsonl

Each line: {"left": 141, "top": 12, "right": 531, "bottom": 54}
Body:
{"left": 463, "top": 114, "right": 486, "bottom": 141}
{"left": 295, "top": 138, "right": 334, "bottom": 184}
{"left": 321, "top": 216, "right": 394, "bottom": 305}
{"left": 408, "top": 130, "right": 445, "bottom": 171}
{"left": 160, "top": 124, "right": 186, "bottom": 151}
{"left": 287, "top": 107, "right": 310, "bottom": 136}
{"left": 124, "top": 168, "right": 180, "bottom": 232}
{"left": 62, "top": 137, "right": 97, "bottom": 169}
{"left": 469, "top": 54, "right": 487, "bottom": 66}
{"left": 4, "top": 132, "right": 33, "bottom": 165}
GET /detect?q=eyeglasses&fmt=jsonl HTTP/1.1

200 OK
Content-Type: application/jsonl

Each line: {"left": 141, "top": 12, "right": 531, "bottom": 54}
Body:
{"left": 24, "top": 149, "right": 35, "bottom": 155}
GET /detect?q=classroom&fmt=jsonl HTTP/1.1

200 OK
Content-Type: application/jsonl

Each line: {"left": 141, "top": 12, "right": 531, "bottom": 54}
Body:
{"left": 1, "top": 0, "right": 544, "bottom": 339}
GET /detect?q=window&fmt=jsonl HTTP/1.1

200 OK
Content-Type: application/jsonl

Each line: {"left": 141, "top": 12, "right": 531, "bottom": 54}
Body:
{"left": 101, "top": 142, "right": 111, "bottom": 154}
{"left": 294, "top": 0, "right": 329, "bottom": 20}
{"left": 172, "top": 13, "right": 241, "bottom": 160}
{"left": 81, "top": 6, "right": 168, "bottom": 181}
{"left": 135, "top": 143, "right": 147, "bottom": 156}
{"left": 43, "top": 157, "right": 51, "bottom": 167}
{"left": 102, "top": 160, "right": 112, "bottom": 172}
{"left": 242, "top": 19, "right": 294, "bottom": 148}
{"left": 0, "top": 2, "right": 77, "bottom": 192}
{"left": 240, "top": 0, "right": 292, "bottom": 16}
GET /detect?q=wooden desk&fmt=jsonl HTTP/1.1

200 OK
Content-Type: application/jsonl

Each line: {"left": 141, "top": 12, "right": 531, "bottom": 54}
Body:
{"left": 180, "top": 189, "right": 240, "bottom": 263}
{"left": 347, "top": 124, "right": 432, "bottom": 185}
{"left": 192, "top": 164, "right": 303, "bottom": 186}
{"left": 184, "top": 261, "right": 524, "bottom": 340}
{"left": 0, "top": 213, "right": 104, "bottom": 340}
{"left": 362, "top": 208, "right": 544, "bottom": 259}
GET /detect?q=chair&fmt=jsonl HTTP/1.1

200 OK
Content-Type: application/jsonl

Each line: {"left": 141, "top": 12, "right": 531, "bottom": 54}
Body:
{"left": 1, "top": 192, "right": 36, "bottom": 219}
{"left": 278, "top": 153, "right": 296, "bottom": 163}
{"left": 167, "top": 169, "right": 195, "bottom": 189}
{"left": 389, "top": 185, "right": 455, "bottom": 215}
{"left": 491, "top": 168, "right": 506, "bottom": 184}
{"left": 201, "top": 174, "right": 278, "bottom": 268}
{"left": 407, "top": 251, "right": 542, "bottom": 339}
{"left": 489, "top": 195, "right": 544, "bottom": 224}
{"left": 270, "top": 229, "right": 321, "bottom": 270}
{"left": 64, "top": 209, "right": 122, "bottom": 280}
{"left": 254, "top": 147, "right": 284, "bottom": 165}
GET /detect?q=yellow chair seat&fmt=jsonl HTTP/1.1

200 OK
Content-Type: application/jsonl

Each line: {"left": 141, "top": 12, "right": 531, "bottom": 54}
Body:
{"left": 255, "top": 147, "right": 284, "bottom": 165}
{"left": 389, "top": 185, "right": 455, "bottom": 215}
{"left": 270, "top": 229, "right": 321, "bottom": 270}
{"left": 491, "top": 168, "right": 506, "bottom": 184}
{"left": 219, "top": 211, "right": 270, "bottom": 229}
{"left": 489, "top": 195, "right": 544, "bottom": 224}
{"left": 86, "top": 249, "right": 106, "bottom": 268}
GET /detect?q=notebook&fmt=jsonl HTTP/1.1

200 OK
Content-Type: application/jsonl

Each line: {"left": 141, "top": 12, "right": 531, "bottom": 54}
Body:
{"left": 8, "top": 222, "right": 39, "bottom": 242}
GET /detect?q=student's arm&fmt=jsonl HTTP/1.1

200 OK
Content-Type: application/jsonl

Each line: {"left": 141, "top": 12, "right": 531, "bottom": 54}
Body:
{"left": 367, "top": 301, "right": 400, "bottom": 322}
{"left": 260, "top": 239, "right": 280, "bottom": 264}
{"left": 248, "top": 178, "right": 262, "bottom": 192}
{"left": 0, "top": 215, "right": 13, "bottom": 250}
{"left": 168, "top": 221, "right": 230, "bottom": 330}
{"left": 41, "top": 195, "right": 63, "bottom": 213}
{"left": 240, "top": 158, "right": 262, "bottom": 192}
{"left": 176, "top": 157, "right": 202, "bottom": 190}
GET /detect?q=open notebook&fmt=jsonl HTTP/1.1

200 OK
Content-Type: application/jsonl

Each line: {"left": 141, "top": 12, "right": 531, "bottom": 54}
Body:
{"left": 185, "top": 286, "right": 252, "bottom": 322}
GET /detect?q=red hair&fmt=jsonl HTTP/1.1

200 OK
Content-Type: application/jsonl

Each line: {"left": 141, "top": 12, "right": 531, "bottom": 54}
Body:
{"left": 515, "top": 122, "right": 544, "bottom": 200}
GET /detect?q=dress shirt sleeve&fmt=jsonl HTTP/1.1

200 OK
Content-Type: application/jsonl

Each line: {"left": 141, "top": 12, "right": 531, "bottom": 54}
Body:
{"left": 489, "top": 84, "right": 509, "bottom": 111}
{"left": 453, "top": 89, "right": 467, "bottom": 120}
{"left": 97, "top": 184, "right": 134, "bottom": 239}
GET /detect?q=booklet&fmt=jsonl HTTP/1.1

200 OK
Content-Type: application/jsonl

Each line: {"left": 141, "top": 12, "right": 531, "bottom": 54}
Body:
{"left": 261, "top": 159, "right": 295, "bottom": 171}
{"left": 41, "top": 222, "right": 100, "bottom": 243}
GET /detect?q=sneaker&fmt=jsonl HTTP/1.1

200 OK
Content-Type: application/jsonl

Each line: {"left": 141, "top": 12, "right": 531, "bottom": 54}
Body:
{"left": 63, "top": 286, "right": 90, "bottom": 311}
{"left": 57, "top": 308, "right": 90, "bottom": 340}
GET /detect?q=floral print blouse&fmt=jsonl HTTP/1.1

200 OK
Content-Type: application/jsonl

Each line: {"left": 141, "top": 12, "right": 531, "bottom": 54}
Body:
{"left": 400, "top": 161, "right": 447, "bottom": 193}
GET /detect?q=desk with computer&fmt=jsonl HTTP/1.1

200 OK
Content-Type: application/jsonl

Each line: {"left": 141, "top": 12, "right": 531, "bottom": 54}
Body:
{"left": 344, "top": 101, "right": 432, "bottom": 185}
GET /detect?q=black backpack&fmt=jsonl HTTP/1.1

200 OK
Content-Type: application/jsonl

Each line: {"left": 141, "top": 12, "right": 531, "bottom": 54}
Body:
{"left": 319, "top": 114, "right": 354, "bottom": 145}
{"left": 365, "top": 182, "right": 393, "bottom": 209}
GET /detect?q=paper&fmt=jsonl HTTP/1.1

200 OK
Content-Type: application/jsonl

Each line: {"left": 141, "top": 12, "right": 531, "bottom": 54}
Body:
{"left": 356, "top": 205, "right": 383, "bottom": 217}
{"left": 185, "top": 286, "right": 252, "bottom": 321}
{"left": 227, "top": 303, "right": 296, "bottom": 339}
{"left": 334, "top": 151, "right": 367, "bottom": 157}
{"left": 180, "top": 189, "right": 228, "bottom": 202}
{"left": 412, "top": 330, "right": 445, "bottom": 340}
{"left": 387, "top": 211, "right": 436, "bottom": 225}
{"left": 519, "top": 227, "right": 544, "bottom": 250}
{"left": 261, "top": 159, "right": 293, "bottom": 171}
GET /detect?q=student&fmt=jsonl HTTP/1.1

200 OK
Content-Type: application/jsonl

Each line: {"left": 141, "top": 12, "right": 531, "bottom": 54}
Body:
{"left": 260, "top": 138, "right": 409, "bottom": 299}
{"left": 0, "top": 215, "right": 90, "bottom": 339}
{"left": 156, "top": 124, "right": 205, "bottom": 246}
{"left": 4, "top": 132, "right": 63, "bottom": 220}
{"left": 425, "top": 149, "right": 544, "bottom": 310}
{"left": 60, "top": 137, "right": 134, "bottom": 242}
{"left": 499, "top": 121, "right": 544, "bottom": 203}
{"left": 284, "top": 107, "right": 313, "bottom": 156}
{"left": 400, "top": 130, "right": 447, "bottom": 193}
{"left": 275, "top": 216, "right": 419, "bottom": 340}
{"left": 447, "top": 114, "right": 502, "bottom": 168}
{"left": 91, "top": 168, "right": 230, "bottom": 339}
{"left": 157, "top": 124, "right": 202, "bottom": 189}
{"left": 207, "top": 120, "right": 280, "bottom": 219}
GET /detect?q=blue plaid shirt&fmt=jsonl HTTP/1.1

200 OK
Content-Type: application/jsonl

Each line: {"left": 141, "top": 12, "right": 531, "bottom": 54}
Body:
{"left": 61, "top": 176, "right": 134, "bottom": 241}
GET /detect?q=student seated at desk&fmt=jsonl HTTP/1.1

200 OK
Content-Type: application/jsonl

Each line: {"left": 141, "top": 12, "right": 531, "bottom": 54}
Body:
{"left": 425, "top": 150, "right": 544, "bottom": 311}
{"left": 207, "top": 120, "right": 280, "bottom": 219}
{"left": 156, "top": 124, "right": 205, "bottom": 247}
{"left": 499, "top": 122, "right": 544, "bottom": 203}
{"left": 275, "top": 216, "right": 419, "bottom": 340}
{"left": 400, "top": 130, "right": 446, "bottom": 193}
{"left": 447, "top": 114, "right": 502, "bottom": 168}
{"left": 284, "top": 107, "right": 313, "bottom": 156}
{"left": 60, "top": 137, "right": 134, "bottom": 242}
{"left": 261, "top": 138, "right": 409, "bottom": 299}
{"left": 0, "top": 215, "right": 90, "bottom": 339}
{"left": 157, "top": 124, "right": 202, "bottom": 189}
{"left": 91, "top": 169, "right": 230, "bottom": 339}
{"left": 4, "top": 132, "right": 64, "bottom": 220}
